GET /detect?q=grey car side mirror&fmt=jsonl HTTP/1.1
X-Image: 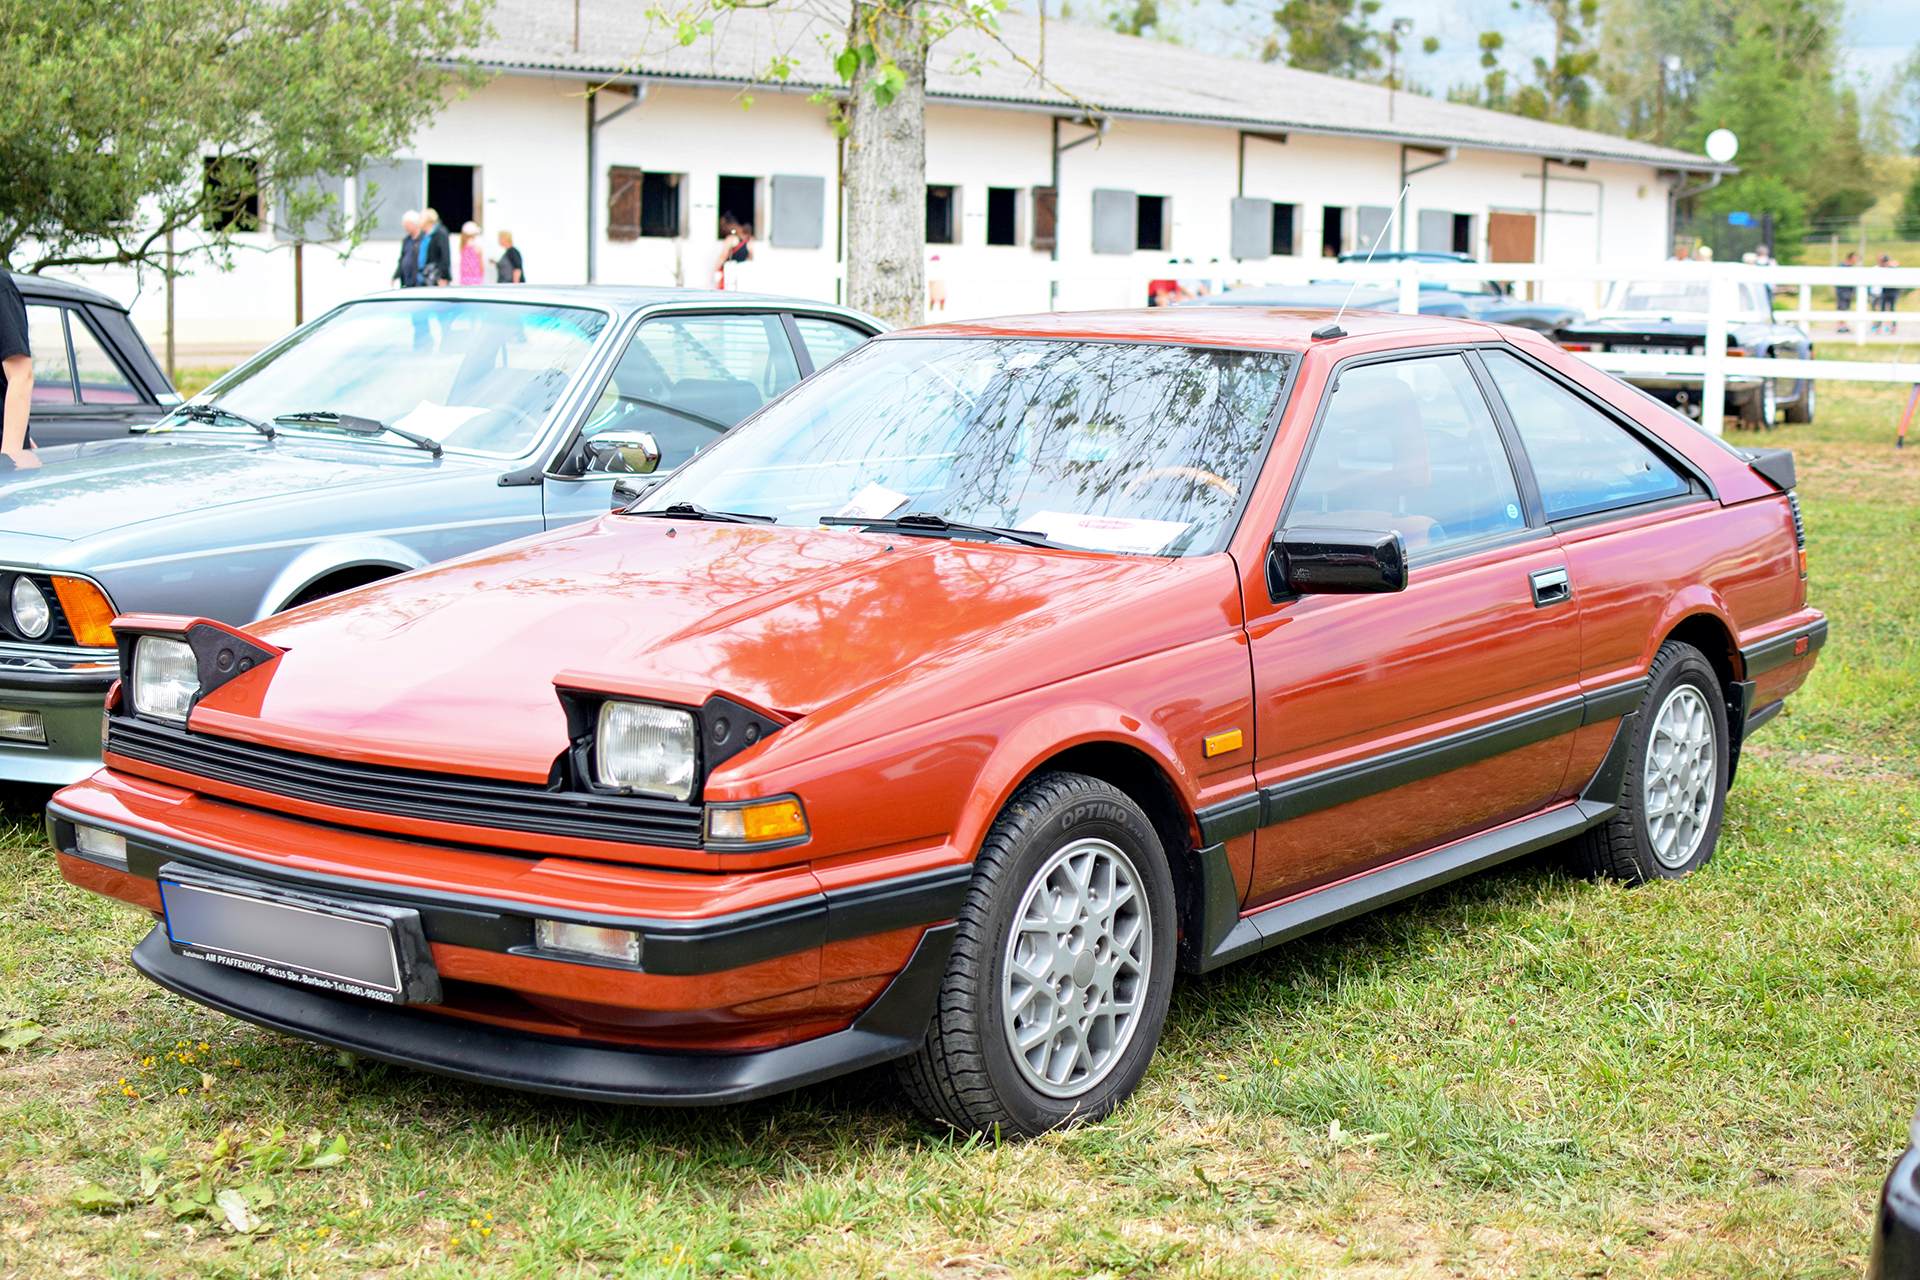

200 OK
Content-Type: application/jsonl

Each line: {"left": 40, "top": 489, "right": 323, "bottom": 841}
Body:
{"left": 585, "top": 432, "right": 661, "bottom": 475}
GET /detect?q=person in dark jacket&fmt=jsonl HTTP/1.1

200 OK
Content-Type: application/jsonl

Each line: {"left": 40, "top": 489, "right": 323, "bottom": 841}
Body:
{"left": 419, "top": 208, "right": 452, "bottom": 287}
{"left": 0, "top": 272, "right": 37, "bottom": 467}
{"left": 392, "top": 211, "right": 422, "bottom": 288}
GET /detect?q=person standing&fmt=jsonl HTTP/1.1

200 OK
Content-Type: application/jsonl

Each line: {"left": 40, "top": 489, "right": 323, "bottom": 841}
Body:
{"left": 457, "top": 222, "right": 485, "bottom": 285}
{"left": 1835, "top": 250, "right": 1858, "bottom": 334}
{"left": 0, "top": 272, "right": 37, "bottom": 468}
{"left": 419, "top": 208, "right": 452, "bottom": 287}
{"left": 495, "top": 230, "right": 524, "bottom": 283}
{"left": 392, "top": 211, "right": 422, "bottom": 288}
{"left": 713, "top": 218, "right": 752, "bottom": 289}
{"left": 1872, "top": 252, "right": 1900, "bottom": 335}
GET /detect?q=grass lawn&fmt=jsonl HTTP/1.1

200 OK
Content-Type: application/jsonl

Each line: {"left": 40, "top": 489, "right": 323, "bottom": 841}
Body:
{"left": 3, "top": 361, "right": 1919, "bottom": 1278}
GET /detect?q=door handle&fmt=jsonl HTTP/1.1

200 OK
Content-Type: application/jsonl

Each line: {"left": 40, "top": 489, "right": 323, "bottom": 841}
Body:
{"left": 1529, "top": 566, "right": 1572, "bottom": 608}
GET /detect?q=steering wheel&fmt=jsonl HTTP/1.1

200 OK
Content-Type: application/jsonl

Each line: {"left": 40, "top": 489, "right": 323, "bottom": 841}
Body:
{"left": 1122, "top": 466, "right": 1239, "bottom": 500}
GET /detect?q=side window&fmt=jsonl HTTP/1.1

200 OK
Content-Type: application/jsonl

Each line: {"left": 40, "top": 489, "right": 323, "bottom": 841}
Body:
{"left": 67, "top": 316, "right": 141, "bottom": 403}
{"left": 25, "top": 306, "right": 74, "bottom": 403}
{"left": 1480, "top": 349, "right": 1689, "bottom": 521}
{"left": 1284, "top": 354, "right": 1525, "bottom": 555}
{"left": 792, "top": 316, "right": 870, "bottom": 369}
{"left": 584, "top": 313, "right": 800, "bottom": 471}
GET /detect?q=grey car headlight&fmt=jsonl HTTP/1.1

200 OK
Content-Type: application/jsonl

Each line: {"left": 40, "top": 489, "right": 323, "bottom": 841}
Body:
{"left": 131, "top": 636, "right": 200, "bottom": 722}
{"left": 9, "top": 576, "right": 50, "bottom": 640}
{"left": 595, "top": 701, "right": 697, "bottom": 800}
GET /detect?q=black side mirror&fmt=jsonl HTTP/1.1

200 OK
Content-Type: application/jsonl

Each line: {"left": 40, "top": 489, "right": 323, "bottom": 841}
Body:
{"left": 1268, "top": 526, "right": 1409, "bottom": 598}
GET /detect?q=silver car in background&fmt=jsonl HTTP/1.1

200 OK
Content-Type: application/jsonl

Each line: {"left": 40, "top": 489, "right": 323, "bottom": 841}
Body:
{"left": 0, "top": 286, "right": 882, "bottom": 785}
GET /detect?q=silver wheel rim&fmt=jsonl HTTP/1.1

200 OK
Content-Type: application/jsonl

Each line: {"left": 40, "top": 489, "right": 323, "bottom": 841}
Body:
{"left": 1764, "top": 380, "right": 1777, "bottom": 424}
{"left": 1000, "top": 837, "right": 1152, "bottom": 1099}
{"left": 1643, "top": 684, "right": 1717, "bottom": 869}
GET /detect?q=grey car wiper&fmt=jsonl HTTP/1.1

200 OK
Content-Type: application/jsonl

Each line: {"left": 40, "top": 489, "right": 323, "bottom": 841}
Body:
{"left": 629, "top": 502, "right": 776, "bottom": 525}
{"left": 819, "top": 512, "right": 1053, "bottom": 549}
{"left": 163, "top": 402, "right": 275, "bottom": 439}
{"left": 273, "top": 410, "right": 443, "bottom": 457}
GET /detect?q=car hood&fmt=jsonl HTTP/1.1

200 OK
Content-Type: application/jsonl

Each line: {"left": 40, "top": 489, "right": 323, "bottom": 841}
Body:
{"left": 200, "top": 517, "right": 1203, "bottom": 783}
{"left": 0, "top": 434, "right": 468, "bottom": 542}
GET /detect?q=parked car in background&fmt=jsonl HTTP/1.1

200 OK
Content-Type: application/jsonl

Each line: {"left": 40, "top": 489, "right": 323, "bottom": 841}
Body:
{"left": 0, "top": 286, "right": 882, "bottom": 785}
{"left": 1873, "top": 1099, "right": 1920, "bottom": 1278}
{"left": 10, "top": 273, "right": 178, "bottom": 446}
{"left": 47, "top": 308, "right": 1821, "bottom": 1135}
{"left": 1193, "top": 253, "right": 1582, "bottom": 332}
{"left": 1552, "top": 279, "right": 1814, "bottom": 427}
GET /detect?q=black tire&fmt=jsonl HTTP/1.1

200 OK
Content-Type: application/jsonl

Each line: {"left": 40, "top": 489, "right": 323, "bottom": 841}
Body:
{"left": 1736, "top": 378, "right": 1778, "bottom": 429}
{"left": 1564, "top": 641, "right": 1730, "bottom": 884}
{"left": 896, "top": 771, "right": 1177, "bottom": 1137}
{"left": 1785, "top": 378, "right": 1815, "bottom": 424}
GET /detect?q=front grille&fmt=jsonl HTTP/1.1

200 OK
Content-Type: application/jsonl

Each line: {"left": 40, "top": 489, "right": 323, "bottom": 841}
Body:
{"left": 105, "top": 716, "right": 705, "bottom": 849}
{"left": 1786, "top": 491, "right": 1806, "bottom": 549}
{"left": 3, "top": 573, "right": 77, "bottom": 646}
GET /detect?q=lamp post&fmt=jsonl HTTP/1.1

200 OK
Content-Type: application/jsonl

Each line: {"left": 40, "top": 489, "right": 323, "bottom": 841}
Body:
{"left": 1388, "top": 17, "right": 1414, "bottom": 122}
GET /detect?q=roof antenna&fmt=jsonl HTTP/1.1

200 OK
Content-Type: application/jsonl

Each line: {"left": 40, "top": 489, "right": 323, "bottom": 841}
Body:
{"left": 1313, "top": 182, "right": 1412, "bottom": 340}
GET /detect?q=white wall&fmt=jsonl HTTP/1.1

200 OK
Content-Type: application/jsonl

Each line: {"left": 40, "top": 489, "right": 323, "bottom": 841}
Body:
{"left": 38, "top": 71, "right": 1678, "bottom": 354}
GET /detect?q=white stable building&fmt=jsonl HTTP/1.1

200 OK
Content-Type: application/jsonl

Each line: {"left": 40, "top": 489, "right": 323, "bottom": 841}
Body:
{"left": 57, "top": 0, "right": 1733, "bottom": 354}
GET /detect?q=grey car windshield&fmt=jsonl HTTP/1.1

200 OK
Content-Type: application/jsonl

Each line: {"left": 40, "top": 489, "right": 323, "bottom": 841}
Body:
{"left": 163, "top": 298, "right": 609, "bottom": 457}
{"left": 642, "top": 338, "right": 1295, "bottom": 556}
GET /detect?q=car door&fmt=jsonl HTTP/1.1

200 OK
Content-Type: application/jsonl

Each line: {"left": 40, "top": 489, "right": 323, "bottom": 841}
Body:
{"left": 1243, "top": 350, "right": 1585, "bottom": 909}
{"left": 540, "top": 309, "right": 805, "bottom": 528}
{"left": 1475, "top": 348, "right": 1730, "bottom": 777}
{"left": 20, "top": 303, "right": 160, "bottom": 446}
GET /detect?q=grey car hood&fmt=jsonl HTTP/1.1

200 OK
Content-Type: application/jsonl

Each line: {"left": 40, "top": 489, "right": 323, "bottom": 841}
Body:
{"left": 0, "top": 435, "right": 480, "bottom": 542}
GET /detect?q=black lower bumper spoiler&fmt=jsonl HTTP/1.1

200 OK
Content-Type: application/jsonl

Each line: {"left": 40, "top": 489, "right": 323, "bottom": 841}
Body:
{"left": 131, "top": 922, "right": 953, "bottom": 1106}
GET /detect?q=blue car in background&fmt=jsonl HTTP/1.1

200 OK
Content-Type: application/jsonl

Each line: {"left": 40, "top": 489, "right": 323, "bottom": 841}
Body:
{"left": 0, "top": 286, "right": 883, "bottom": 785}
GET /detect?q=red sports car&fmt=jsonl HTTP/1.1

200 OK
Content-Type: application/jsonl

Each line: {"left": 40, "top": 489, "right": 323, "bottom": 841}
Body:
{"left": 47, "top": 309, "right": 1823, "bottom": 1136}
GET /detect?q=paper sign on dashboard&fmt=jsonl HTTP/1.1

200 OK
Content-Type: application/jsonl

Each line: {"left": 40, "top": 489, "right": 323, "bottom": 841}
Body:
{"left": 1016, "top": 511, "right": 1191, "bottom": 554}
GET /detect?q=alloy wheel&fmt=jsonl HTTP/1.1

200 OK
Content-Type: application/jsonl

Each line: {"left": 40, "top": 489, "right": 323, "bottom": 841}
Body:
{"left": 1643, "top": 684, "right": 1717, "bottom": 869}
{"left": 1000, "top": 837, "right": 1152, "bottom": 1099}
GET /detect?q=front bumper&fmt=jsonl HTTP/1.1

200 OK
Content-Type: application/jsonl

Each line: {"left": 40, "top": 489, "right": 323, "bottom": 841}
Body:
{"left": 0, "top": 661, "right": 113, "bottom": 786}
{"left": 130, "top": 922, "right": 955, "bottom": 1106}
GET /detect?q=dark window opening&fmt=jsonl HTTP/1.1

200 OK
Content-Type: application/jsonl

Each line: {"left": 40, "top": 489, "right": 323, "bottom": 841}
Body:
{"left": 927, "top": 185, "right": 957, "bottom": 245}
{"left": 1031, "top": 187, "right": 1058, "bottom": 251}
{"left": 1321, "top": 206, "right": 1344, "bottom": 257}
{"left": 642, "top": 172, "right": 682, "bottom": 238}
{"left": 608, "top": 166, "right": 642, "bottom": 241}
{"left": 1452, "top": 213, "right": 1474, "bottom": 256}
{"left": 986, "top": 187, "right": 1018, "bottom": 245}
{"left": 1137, "top": 196, "right": 1168, "bottom": 252}
{"left": 202, "top": 157, "right": 261, "bottom": 233}
{"left": 717, "top": 175, "right": 758, "bottom": 236}
{"left": 1272, "top": 203, "right": 1296, "bottom": 256}
{"left": 427, "top": 163, "right": 477, "bottom": 231}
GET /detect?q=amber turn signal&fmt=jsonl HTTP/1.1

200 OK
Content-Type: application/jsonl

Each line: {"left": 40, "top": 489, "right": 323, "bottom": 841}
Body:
{"left": 1203, "top": 728, "right": 1244, "bottom": 757}
{"left": 50, "top": 576, "right": 118, "bottom": 648}
{"left": 707, "top": 797, "right": 808, "bottom": 843}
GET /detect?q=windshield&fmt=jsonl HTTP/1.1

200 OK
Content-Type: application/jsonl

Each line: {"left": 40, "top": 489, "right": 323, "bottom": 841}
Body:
{"left": 167, "top": 298, "right": 609, "bottom": 457}
{"left": 641, "top": 338, "right": 1296, "bottom": 557}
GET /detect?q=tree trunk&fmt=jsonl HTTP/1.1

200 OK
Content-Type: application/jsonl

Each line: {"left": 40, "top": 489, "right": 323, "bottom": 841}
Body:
{"left": 843, "top": 0, "right": 927, "bottom": 328}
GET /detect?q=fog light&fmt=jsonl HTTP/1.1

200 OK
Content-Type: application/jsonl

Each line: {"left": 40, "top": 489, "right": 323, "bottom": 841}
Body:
{"left": 74, "top": 825, "right": 127, "bottom": 868}
{"left": 534, "top": 919, "right": 640, "bottom": 965}
{"left": 706, "top": 797, "right": 808, "bottom": 843}
{"left": 0, "top": 710, "right": 45, "bottom": 744}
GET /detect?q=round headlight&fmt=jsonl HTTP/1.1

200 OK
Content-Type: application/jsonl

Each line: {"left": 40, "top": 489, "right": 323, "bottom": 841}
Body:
{"left": 595, "top": 701, "right": 697, "bottom": 800}
{"left": 9, "top": 577, "right": 51, "bottom": 640}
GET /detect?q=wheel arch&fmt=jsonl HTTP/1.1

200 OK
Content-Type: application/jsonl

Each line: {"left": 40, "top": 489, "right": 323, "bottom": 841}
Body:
{"left": 256, "top": 539, "right": 430, "bottom": 618}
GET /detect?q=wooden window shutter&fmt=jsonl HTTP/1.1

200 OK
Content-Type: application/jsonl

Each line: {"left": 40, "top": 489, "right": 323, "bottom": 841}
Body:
{"left": 608, "top": 166, "right": 643, "bottom": 242}
{"left": 1031, "top": 186, "right": 1057, "bottom": 251}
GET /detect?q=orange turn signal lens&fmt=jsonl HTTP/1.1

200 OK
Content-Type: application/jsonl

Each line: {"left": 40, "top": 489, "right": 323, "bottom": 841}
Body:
{"left": 1203, "top": 728, "right": 1244, "bottom": 757}
{"left": 706, "top": 798, "right": 808, "bottom": 843}
{"left": 50, "top": 576, "right": 117, "bottom": 648}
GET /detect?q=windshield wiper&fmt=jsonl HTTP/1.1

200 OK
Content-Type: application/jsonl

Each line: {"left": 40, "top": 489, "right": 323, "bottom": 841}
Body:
{"left": 819, "top": 512, "right": 1053, "bottom": 549}
{"left": 162, "top": 403, "right": 274, "bottom": 439}
{"left": 629, "top": 502, "right": 775, "bottom": 525}
{"left": 272, "top": 410, "right": 443, "bottom": 457}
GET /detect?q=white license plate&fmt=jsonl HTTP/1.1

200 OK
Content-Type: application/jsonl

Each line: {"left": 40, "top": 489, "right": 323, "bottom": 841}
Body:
{"left": 1609, "top": 344, "right": 1690, "bottom": 355}
{"left": 159, "top": 867, "right": 438, "bottom": 1004}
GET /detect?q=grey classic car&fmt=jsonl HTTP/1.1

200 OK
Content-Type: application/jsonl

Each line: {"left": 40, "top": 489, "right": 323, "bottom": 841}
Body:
{"left": 0, "top": 286, "right": 883, "bottom": 784}
{"left": 1552, "top": 279, "right": 1814, "bottom": 427}
{"left": 12, "top": 273, "right": 180, "bottom": 446}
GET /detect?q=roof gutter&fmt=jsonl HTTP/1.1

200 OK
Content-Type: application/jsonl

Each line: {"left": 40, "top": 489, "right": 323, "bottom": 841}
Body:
{"left": 451, "top": 60, "right": 1731, "bottom": 175}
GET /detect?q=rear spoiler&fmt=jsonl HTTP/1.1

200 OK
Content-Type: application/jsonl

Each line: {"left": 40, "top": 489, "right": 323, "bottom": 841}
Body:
{"left": 1739, "top": 447, "right": 1795, "bottom": 492}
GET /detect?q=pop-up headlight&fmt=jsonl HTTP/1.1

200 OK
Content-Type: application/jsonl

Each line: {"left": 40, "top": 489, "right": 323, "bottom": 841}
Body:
{"left": 595, "top": 701, "right": 698, "bottom": 800}
{"left": 131, "top": 636, "right": 200, "bottom": 722}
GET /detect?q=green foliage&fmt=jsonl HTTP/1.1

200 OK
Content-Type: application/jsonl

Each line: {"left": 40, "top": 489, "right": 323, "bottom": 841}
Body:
{"left": 0, "top": 0, "right": 491, "bottom": 273}
{"left": 1900, "top": 169, "right": 1920, "bottom": 238}
{"left": 1696, "top": 174, "right": 1808, "bottom": 262}
{"left": 1261, "top": 0, "right": 1384, "bottom": 78}
{"left": 1451, "top": 0, "right": 1598, "bottom": 125}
